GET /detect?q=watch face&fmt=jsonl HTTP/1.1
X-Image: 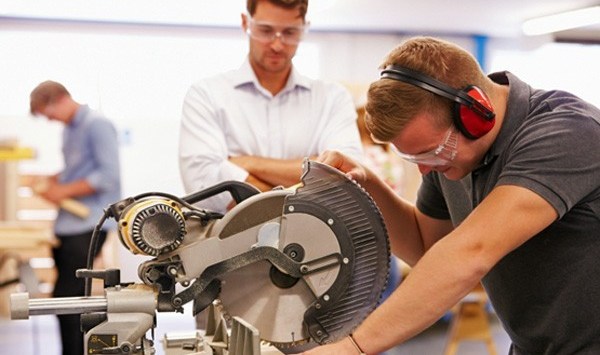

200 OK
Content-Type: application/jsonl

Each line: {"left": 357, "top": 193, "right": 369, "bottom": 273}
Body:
{"left": 88, "top": 334, "right": 118, "bottom": 354}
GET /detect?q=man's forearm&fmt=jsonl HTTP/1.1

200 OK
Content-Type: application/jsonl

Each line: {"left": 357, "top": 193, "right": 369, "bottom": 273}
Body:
{"left": 61, "top": 179, "right": 96, "bottom": 199}
{"left": 349, "top": 236, "right": 488, "bottom": 354}
{"left": 245, "top": 174, "right": 274, "bottom": 192}
{"left": 230, "top": 156, "right": 309, "bottom": 187}
{"left": 39, "top": 179, "right": 95, "bottom": 204}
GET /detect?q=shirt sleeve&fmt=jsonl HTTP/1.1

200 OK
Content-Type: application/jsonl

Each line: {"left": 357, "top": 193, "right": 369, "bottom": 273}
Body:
{"left": 316, "top": 83, "right": 364, "bottom": 162}
{"left": 178, "top": 81, "right": 249, "bottom": 213}
{"left": 86, "top": 118, "right": 121, "bottom": 192}
{"left": 496, "top": 111, "right": 600, "bottom": 218}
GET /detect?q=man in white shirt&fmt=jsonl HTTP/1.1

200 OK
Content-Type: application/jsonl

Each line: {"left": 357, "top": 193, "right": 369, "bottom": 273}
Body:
{"left": 178, "top": 0, "right": 362, "bottom": 213}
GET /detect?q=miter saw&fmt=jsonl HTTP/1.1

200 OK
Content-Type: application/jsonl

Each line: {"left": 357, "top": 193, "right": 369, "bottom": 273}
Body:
{"left": 10, "top": 160, "right": 390, "bottom": 354}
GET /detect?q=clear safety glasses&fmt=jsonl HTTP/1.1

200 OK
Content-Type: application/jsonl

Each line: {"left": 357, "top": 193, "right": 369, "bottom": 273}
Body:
{"left": 391, "top": 126, "right": 459, "bottom": 166}
{"left": 246, "top": 17, "right": 308, "bottom": 45}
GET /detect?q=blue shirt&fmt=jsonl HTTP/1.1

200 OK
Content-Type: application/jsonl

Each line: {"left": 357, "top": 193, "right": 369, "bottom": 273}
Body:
{"left": 55, "top": 105, "right": 121, "bottom": 235}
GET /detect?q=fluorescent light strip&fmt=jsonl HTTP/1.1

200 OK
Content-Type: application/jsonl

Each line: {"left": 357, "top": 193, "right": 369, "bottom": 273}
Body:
{"left": 0, "top": 0, "right": 244, "bottom": 27}
{"left": 523, "top": 6, "right": 600, "bottom": 35}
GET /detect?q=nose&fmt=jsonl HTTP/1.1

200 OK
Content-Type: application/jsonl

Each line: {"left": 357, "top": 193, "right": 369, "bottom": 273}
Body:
{"left": 270, "top": 35, "right": 285, "bottom": 51}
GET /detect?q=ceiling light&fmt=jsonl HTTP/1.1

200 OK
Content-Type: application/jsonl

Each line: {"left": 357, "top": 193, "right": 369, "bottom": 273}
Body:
{"left": 522, "top": 5, "right": 600, "bottom": 36}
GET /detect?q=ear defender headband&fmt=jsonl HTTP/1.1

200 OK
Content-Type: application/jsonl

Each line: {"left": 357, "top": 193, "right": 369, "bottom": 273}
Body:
{"left": 380, "top": 65, "right": 496, "bottom": 139}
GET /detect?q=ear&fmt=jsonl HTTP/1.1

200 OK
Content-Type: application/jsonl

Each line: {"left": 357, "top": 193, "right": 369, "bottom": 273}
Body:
{"left": 241, "top": 13, "right": 249, "bottom": 33}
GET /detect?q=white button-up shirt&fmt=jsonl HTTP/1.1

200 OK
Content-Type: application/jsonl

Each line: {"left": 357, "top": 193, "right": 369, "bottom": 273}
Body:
{"left": 179, "top": 58, "right": 363, "bottom": 213}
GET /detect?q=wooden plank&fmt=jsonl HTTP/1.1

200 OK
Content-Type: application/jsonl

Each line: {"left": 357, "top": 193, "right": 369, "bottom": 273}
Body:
{"left": 0, "top": 223, "right": 56, "bottom": 250}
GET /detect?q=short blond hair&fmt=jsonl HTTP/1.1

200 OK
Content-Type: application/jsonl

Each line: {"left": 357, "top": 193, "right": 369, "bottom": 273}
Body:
{"left": 366, "top": 37, "right": 493, "bottom": 142}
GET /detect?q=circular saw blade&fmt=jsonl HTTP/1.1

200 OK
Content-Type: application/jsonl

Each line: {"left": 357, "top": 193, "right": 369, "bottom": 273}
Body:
{"left": 218, "top": 209, "right": 343, "bottom": 347}
{"left": 218, "top": 260, "right": 315, "bottom": 344}
{"left": 216, "top": 160, "right": 390, "bottom": 353}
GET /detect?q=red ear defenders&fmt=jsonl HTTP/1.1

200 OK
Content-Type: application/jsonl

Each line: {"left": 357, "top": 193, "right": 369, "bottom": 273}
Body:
{"left": 380, "top": 65, "right": 496, "bottom": 139}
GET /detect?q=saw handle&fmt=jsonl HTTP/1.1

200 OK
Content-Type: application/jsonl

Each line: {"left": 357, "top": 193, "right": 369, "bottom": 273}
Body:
{"left": 182, "top": 180, "right": 260, "bottom": 205}
{"left": 32, "top": 178, "right": 91, "bottom": 219}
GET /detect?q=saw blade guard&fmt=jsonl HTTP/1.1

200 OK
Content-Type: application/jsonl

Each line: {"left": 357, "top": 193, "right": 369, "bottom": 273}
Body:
{"left": 287, "top": 160, "right": 390, "bottom": 348}
{"left": 216, "top": 160, "right": 391, "bottom": 352}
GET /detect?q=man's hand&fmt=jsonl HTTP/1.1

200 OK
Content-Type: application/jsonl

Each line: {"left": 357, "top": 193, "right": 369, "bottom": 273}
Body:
{"left": 243, "top": 174, "right": 274, "bottom": 193}
{"left": 32, "top": 178, "right": 91, "bottom": 218}
{"left": 33, "top": 178, "right": 66, "bottom": 204}
{"left": 295, "top": 337, "right": 364, "bottom": 355}
{"left": 317, "top": 150, "right": 369, "bottom": 185}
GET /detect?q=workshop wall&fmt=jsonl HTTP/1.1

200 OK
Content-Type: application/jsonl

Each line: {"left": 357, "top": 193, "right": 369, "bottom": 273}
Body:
{"left": 0, "top": 23, "right": 474, "bottom": 198}
{"left": 1, "top": 21, "right": 599, "bottom": 282}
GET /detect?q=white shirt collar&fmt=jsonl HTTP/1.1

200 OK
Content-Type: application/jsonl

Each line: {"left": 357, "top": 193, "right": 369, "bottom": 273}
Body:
{"left": 233, "top": 57, "right": 311, "bottom": 94}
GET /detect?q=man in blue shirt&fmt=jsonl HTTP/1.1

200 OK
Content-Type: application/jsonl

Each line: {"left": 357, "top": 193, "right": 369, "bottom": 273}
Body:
{"left": 30, "top": 80, "right": 121, "bottom": 355}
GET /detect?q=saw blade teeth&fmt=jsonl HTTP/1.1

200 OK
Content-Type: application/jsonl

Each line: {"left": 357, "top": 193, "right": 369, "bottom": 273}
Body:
{"left": 270, "top": 339, "right": 309, "bottom": 347}
{"left": 267, "top": 338, "right": 311, "bottom": 353}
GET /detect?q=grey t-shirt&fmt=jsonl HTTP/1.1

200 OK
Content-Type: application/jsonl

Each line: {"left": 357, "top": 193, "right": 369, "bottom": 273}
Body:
{"left": 417, "top": 71, "right": 600, "bottom": 354}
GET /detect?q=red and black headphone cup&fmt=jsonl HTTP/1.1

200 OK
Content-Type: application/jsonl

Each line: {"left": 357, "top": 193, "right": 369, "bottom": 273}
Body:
{"left": 379, "top": 65, "right": 496, "bottom": 140}
{"left": 453, "top": 86, "right": 496, "bottom": 140}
